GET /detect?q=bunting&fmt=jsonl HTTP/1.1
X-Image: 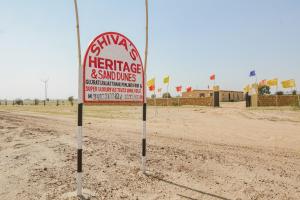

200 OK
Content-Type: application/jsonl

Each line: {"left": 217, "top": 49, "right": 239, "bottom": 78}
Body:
{"left": 148, "top": 85, "right": 155, "bottom": 91}
{"left": 186, "top": 86, "right": 192, "bottom": 92}
{"left": 147, "top": 78, "right": 155, "bottom": 87}
{"left": 163, "top": 76, "right": 170, "bottom": 84}
{"left": 281, "top": 79, "right": 296, "bottom": 88}
{"left": 267, "top": 78, "right": 278, "bottom": 87}
{"left": 176, "top": 86, "right": 182, "bottom": 92}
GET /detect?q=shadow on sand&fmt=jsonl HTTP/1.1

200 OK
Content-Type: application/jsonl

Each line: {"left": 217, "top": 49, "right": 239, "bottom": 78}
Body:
{"left": 145, "top": 172, "right": 232, "bottom": 200}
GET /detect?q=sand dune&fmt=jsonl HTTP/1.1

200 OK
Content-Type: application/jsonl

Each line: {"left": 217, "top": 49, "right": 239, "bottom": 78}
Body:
{"left": 0, "top": 103, "right": 299, "bottom": 199}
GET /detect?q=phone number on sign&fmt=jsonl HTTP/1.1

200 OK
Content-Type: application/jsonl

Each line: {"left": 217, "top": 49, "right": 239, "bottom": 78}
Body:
{"left": 87, "top": 93, "right": 142, "bottom": 100}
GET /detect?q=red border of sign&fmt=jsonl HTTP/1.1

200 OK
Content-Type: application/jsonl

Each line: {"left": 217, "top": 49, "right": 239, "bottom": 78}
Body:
{"left": 82, "top": 32, "right": 145, "bottom": 104}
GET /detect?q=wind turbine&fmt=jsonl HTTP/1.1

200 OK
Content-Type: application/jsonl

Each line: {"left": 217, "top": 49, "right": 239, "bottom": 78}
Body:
{"left": 41, "top": 79, "right": 49, "bottom": 106}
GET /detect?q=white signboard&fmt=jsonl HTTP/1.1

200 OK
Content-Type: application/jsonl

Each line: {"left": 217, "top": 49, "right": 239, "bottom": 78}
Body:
{"left": 83, "top": 32, "right": 144, "bottom": 103}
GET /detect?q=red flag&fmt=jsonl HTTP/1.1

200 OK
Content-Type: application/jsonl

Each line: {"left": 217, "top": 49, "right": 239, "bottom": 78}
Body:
{"left": 176, "top": 86, "right": 182, "bottom": 92}
{"left": 210, "top": 74, "right": 215, "bottom": 80}
{"left": 259, "top": 79, "right": 267, "bottom": 86}
{"left": 149, "top": 85, "right": 155, "bottom": 91}
{"left": 186, "top": 86, "right": 192, "bottom": 92}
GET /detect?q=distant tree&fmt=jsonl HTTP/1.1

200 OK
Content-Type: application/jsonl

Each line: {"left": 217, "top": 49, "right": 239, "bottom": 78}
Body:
{"left": 162, "top": 92, "right": 171, "bottom": 98}
{"left": 34, "top": 99, "right": 40, "bottom": 105}
{"left": 15, "top": 99, "right": 23, "bottom": 105}
{"left": 68, "top": 96, "right": 74, "bottom": 106}
{"left": 258, "top": 85, "right": 271, "bottom": 96}
{"left": 151, "top": 94, "right": 156, "bottom": 99}
{"left": 276, "top": 91, "right": 284, "bottom": 95}
{"left": 292, "top": 90, "right": 297, "bottom": 95}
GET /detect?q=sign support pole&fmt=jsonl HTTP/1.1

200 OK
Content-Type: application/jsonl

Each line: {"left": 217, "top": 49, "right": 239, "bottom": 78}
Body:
{"left": 74, "top": 0, "right": 83, "bottom": 196}
{"left": 142, "top": 0, "right": 149, "bottom": 174}
{"left": 154, "top": 90, "right": 157, "bottom": 116}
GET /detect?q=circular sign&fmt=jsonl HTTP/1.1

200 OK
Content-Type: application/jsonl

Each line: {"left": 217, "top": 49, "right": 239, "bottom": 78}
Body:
{"left": 83, "top": 32, "right": 144, "bottom": 103}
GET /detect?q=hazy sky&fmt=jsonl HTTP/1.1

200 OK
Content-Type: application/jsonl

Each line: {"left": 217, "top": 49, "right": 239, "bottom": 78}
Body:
{"left": 0, "top": 0, "right": 300, "bottom": 99}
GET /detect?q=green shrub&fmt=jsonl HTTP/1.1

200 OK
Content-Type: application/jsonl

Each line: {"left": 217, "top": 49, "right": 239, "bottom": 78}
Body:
{"left": 68, "top": 96, "right": 74, "bottom": 106}
{"left": 162, "top": 92, "right": 171, "bottom": 98}
{"left": 258, "top": 85, "right": 271, "bottom": 95}
{"left": 15, "top": 99, "right": 23, "bottom": 105}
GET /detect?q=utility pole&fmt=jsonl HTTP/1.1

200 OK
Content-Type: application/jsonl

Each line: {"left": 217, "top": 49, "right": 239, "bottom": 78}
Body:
{"left": 41, "top": 79, "right": 49, "bottom": 106}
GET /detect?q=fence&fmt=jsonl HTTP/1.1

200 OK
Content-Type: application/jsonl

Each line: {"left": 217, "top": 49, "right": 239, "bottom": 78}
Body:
{"left": 147, "top": 97, "right": 213, "bottom": 106}
{"left": 257, "top": 95, "right": 300, "bottom": 107}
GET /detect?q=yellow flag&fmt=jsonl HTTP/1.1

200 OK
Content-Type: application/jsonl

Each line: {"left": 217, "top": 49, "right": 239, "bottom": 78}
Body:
{"left": 147, "top": 78, "right": 155, "bottom": 87}
{"left": 281, "top": 79, "right": 296, "bottom": 88}
{"left": 243, "top": 85, "right": 251, "bottom": 93}
{"left": 267, "top": 78, "right": 278, "bottom": 87}
{"left": 163, "top": 76, "right": 170, "bottom": 84}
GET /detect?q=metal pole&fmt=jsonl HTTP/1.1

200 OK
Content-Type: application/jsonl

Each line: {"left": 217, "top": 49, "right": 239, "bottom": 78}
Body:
{"left": 45, "top": 80, "right": 47, "bottom": 101}
{"left": 142, "top": 0, "right": 149, "bottom": 174}
{"left": 74, "top": 0, "right": 83, "bottom": 196}
{"left": 167, "top": 82, "right": 169, "bottom": 106}
{"left": 276, "top": 85, "right": 278, "bottom": 106}
{"left": 154, "top": 90, "right": 157, "bottom": 116}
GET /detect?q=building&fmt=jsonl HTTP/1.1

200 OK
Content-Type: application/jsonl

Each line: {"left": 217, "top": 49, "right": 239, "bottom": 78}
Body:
{"left": 182, "top": 89, "right": 244, "bottom": 102}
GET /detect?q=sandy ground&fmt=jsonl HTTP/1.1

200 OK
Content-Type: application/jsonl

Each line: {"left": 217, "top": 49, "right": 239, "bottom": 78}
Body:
{"left": 0, "top": 102, "right": 299, "bottom": 200}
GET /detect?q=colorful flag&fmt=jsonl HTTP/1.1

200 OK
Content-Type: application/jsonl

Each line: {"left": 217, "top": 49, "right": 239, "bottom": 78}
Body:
{"left": 163, "top": 76, "right": 170, "bottom": 84}
{"left": 267, "top": 78, "right": 278, "bottom": 87}
{"left": 157, "top": 88, "right": 162, "bottom": 93}
{"left": 147, "top": 78, "right": 155, "bottom": 87}
{"left": 210, "top": 74, "right": 215, "bottom": 80}
{"left": 186, "top": 86, "right": 192, "bottom": 92}
{"left": 176, "top": 86, "right": 182, "bottom": 92}
{"left": 281, "top": 79, "right": 296, "bottom": 88}
{"left": 148, "top": 85, "right": 155, "bottom": 91}
{"left": 249, "top": 70, "right": 256, "bottom": 77}
{"left": 243, "top": 85, "right": 251, "bottom": 93}
{"left": 259, "top": 79, "right": 267, "bottom": 86}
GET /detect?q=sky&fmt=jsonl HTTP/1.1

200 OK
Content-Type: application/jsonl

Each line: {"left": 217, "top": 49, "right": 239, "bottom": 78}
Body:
{"left": 0, "top": 0, "right": 300, "bottom": 99}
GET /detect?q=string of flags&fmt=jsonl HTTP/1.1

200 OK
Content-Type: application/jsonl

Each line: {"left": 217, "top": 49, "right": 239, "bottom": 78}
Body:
{"left": 244, "top": 69, "right": 296, "bottom": 93}
{"left": 146, "top": 73, "right": 220, "bottom": 96}
{"left": 147, "top": 70, "right": 297, "bottom": 96}
{"left": 146, "top": 75, "right": 195, "bottom": 95}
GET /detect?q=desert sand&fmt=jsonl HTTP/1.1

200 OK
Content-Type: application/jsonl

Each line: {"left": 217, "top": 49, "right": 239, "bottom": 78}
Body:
{"left": 0, "top": 102, "right": 299, "bottom": 199}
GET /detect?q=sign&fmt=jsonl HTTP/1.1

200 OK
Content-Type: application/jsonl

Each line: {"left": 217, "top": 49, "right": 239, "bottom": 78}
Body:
{"left": 83, "top": 32, "right": 144, "bottom": 103}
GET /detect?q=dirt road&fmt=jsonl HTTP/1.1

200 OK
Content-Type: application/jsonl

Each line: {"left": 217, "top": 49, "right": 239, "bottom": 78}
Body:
{"left": 0, "top": 103, "right": 299, "bottom": 199}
